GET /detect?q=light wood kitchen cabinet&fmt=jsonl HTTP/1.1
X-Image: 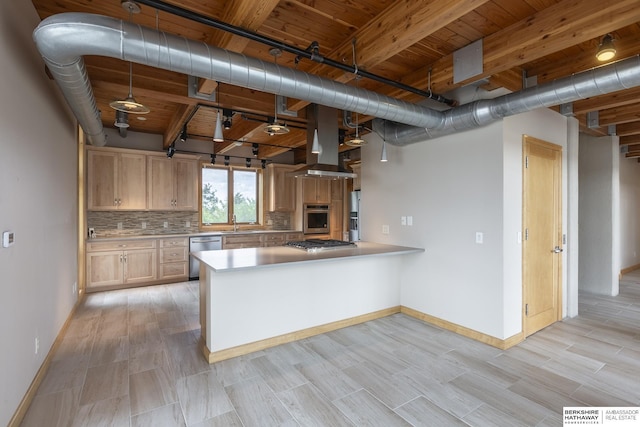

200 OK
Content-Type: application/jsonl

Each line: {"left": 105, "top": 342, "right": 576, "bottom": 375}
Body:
{"left": 302, "top": 178, "right": 330, "bottom": 204}
{"left": 87, "top": 150, "right": 146, "bottom": 210}
{"left": 159, "top": 237, "right": 189, "bottom": 280}
{"left": 86, "top": 239, "right": 157, "bottom": 289}
{"left": 265, "top": 164, "right": 297, "bottom": 211}
{"left": 147, "top": 156, "right": 198, "bottom": 211}
{"left": 222, "top": 233, "right": 263, "bottom": 249}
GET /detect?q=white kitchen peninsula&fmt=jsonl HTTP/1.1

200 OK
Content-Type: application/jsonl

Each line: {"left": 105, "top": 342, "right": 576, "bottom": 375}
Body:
{"left": 192, "top": 242, "right": 423, "bottom": 363}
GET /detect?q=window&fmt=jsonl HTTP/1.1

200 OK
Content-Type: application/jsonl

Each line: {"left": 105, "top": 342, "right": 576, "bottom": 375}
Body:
{"left": 201, "top": 165, "right": 259, "bottom": 225}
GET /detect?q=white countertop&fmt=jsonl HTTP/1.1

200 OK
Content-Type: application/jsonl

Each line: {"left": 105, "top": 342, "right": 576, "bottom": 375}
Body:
{"left": 191, "top": 241, "right": 423, "bottom": 272}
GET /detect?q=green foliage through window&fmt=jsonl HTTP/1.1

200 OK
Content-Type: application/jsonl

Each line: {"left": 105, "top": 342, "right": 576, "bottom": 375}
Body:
{"left": 201, "top": 166, "right": 257, "bottom": 225}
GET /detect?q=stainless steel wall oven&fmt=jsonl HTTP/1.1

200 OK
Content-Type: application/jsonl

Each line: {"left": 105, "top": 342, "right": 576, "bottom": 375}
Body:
{"left": 304, "top": 204, "right": 330, "bottom": 234}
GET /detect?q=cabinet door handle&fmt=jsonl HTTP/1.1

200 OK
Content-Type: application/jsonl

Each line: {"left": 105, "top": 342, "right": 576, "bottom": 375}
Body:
{"left": 124, "top": 254, "right": 127, "bottom": 262}
{"left": 120, "top": 254, "right": 123, "bottom": 263}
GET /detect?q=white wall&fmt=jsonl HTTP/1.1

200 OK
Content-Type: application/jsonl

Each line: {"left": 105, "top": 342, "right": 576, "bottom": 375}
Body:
{"left": 619, "top": 148, "right": 640, "bottom": 270}
{"left": 0, "top": 2, "right": 78, "bottom": 424}
{"left": 579, "top": 134, "right": 619, "bottom": 295}
{"left": 360, "top": 108, "right": 571, "bottom": 341}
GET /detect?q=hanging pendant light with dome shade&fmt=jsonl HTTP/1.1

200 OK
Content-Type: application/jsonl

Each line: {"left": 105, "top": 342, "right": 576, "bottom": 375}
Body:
{"left": 109, "top": 1, "right": 150, "bottom": 115}
{"left": 264, "top": 48, "right": 290, "bottom": 136}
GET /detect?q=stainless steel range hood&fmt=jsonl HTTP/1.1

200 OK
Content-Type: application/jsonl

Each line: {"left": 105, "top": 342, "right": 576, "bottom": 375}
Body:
{"left": 289, "top": 105, "right": 357, "bottom": 179}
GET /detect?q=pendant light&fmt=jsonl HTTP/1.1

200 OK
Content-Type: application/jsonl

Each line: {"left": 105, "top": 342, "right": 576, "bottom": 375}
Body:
{"left": 381, "top": 140, "right": 388, "bottom": 162}
{"left": 109, "top": 1, "right": 149, "bottom": 114}
{"left": 346, "top": 44, "right": 366, "bottom": 146}
{"left": 213, "top": 82, "right": 224, "bottom": 142}
{"left": 311, "top": 128, "right": 320, "bottom": 154}
{"left": 264, "top": 48, "right": 290, "bottom": 135}
{"left": 213, "top": 110, "right": 224, "bottom": 142}
{"left": 380, "top": 119, "right": 388, "bottom": 162}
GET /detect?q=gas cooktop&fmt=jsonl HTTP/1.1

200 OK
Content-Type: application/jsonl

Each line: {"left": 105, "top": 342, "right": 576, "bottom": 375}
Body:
{"left": 285, "top": 239, "right": 357, "bottom": 252}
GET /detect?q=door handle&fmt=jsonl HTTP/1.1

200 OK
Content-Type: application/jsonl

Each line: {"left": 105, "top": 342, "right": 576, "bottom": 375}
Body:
{"left": 552, "top": 246, "right": 563, "bottom": 253}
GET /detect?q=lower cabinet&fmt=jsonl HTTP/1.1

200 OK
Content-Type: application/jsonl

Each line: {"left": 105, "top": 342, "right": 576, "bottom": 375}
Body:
{"left": 86, "top": 232, "right": 304, "bottom": 290}
{"left": 159, "top": 237, "right": 188, "bottom": 280}
{"left": 223, "top": 232, "right": 305, "bottom": 249}
{"left": 86, "top": 239, "right": 157, "bottom": 289}
{"left": 222, "top": 234, "right": 263, "bottom": 249}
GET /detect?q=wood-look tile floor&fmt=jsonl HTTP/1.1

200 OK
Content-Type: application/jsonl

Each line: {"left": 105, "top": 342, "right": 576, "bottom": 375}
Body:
{"left": 20, "top": 273, "right": 640, "bottom": 426}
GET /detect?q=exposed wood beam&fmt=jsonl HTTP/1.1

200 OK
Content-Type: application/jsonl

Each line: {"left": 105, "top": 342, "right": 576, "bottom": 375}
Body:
{"left": 571, "top": 87, "right": 640, "bottom": 115}
{"left": 617, "top": 121, "right": 640, "bottom": 137}
{"left": 621, "top": 134, "right": 640, "bottom": 146}
{"left": 389, "top": 0, "right": 640, "bottom": 99}
{"left": 288, "top": 0, "right": 490, "bottom": 111}
{"left": 164, "top": 104, "right": 197, "bottom": 149}
{"left": 482, "top": 69, "right": 523, "bottom": 92}
{"left": 197, "top": 0, "right": 280, "bottom": 94}
{"left": 599, "top": 103, "right": 640, "bottom": 126}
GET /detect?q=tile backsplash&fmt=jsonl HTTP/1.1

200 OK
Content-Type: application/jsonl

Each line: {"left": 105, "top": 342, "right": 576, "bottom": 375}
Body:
{"left": 87, "top": 210, "right": 294, "bottom": 237}
{"left": 87, "top": 211, "right": 199, "bottom": 237}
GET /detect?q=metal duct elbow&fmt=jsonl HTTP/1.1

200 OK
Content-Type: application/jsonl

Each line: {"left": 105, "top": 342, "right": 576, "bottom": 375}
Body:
{"left": 380, "top": 55, "right": 640, "bottom": 146}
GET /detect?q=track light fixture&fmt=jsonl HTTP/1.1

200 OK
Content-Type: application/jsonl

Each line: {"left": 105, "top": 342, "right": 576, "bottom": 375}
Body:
{"left": 596, "top": 34, "right": 616, "bottom": 62}
{"left": 167, "top": 142, "right": 175, "bottom": 158}
{"left": 246, "top": 158, "right": 252, "bottom": 168}
{"left": 179, "top": 125, "right": 188, "bottom": 142}
{"left": 210, "top": 154, "right": 216, "bottom": 164}
{"left": 223, "top": 109, "right": 233, "bottom": 129}
{"left": 252, "top": 143, "right": 259, "bottom": 157}
{"left": 224, "top": 155, "right": 230, "bottom": 166}
{"left": 261, "top": 160, "right": 266, "bottom": 169}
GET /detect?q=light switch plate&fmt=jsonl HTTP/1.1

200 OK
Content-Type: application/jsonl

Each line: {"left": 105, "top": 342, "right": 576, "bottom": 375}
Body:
{"left": 475, "top": 232, "right": 484, "bottom": 244}
{"left": 2, "top": 231, "right": 15, "bottom": 247}
{"left": 382, "top": 225, "right": 390, "bottom": 234}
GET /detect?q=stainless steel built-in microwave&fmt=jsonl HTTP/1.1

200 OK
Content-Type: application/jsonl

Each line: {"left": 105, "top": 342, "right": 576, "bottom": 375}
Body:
{"left": 304, "top": 204, "right": 330, "bottom": 234}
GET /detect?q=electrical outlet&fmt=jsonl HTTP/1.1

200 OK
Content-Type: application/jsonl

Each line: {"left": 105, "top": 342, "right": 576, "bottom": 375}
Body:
{"left": 186, "top": 221, "right": 191, "bottom": 228}
{"left": 163, "top": 221, "right": 168, "bottom": 228}
{"left": 117, "top": 222, "right": 123, "bottom": 230}
{"left": 72, "top": 281, "right": 77, "bottom": 295}
{"left": 407, "top": 216, "right": 413, "bottom": 226}
{"left": 401, "top": 216, "right": 407, "bottom": 226}
{"left": 35, "top": 337, "right": 39, "bottom": 355}
{"left": 141, "top": 221, "right": 147, "bottom": 229}
{"left": 475, "top": 232, "right": 484, "bottom": 244}
{"left": 382, "top": 224, "right": 390, "bottom": 234}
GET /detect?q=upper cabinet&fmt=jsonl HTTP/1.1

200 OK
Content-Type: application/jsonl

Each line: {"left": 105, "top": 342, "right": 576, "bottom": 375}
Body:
{"left": 147, "top": 156, "right": 198, "bottom": 211}
{"left": 87, "top": 150, "right": 146, "bottom": 210}
{"left": 302, "top": 178, "right": 331, "bottom": 204}
{"left": 86, "top": 147, "right": 197, "bottom": 212}
{"left": 265, "top": 164, "right": 297, "bottom": 212}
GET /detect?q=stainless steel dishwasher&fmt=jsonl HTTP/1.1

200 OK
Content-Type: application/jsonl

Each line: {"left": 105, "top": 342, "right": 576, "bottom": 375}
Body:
{"left": 189, "top": 235, "right": 222, "bottom": 279}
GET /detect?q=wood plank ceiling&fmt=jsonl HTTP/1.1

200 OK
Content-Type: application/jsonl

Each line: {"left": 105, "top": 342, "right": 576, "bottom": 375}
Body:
{"left": 30, "top": 0, "right": 640, "bottom": 161}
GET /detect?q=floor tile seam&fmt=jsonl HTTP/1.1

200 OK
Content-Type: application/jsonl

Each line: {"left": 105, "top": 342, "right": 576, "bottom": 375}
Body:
{"left": 129, "top": 401, "right": 186, "bottom": 423}
{"left": 460, "top": 402, "right": 522, "bottom": 426}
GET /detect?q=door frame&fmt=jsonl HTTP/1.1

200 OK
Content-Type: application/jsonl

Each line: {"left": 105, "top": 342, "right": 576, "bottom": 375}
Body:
{"left": 522, "top": 135, "right": 563, "bottom": 337}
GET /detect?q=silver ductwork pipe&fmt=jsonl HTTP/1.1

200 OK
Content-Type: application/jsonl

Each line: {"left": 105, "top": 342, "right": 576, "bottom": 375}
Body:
{"left": 33, "top": 13, "right": 640, "bottom": 148}
{"left": 33, "top": 13, "right": 445, "bottom": 146}
{"left": 375, "top": 55, "right": 640, "bottom": 145}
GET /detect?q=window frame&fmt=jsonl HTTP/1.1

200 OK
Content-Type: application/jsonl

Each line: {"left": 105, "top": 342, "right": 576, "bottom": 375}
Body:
{"left": 199, "top": 163, "right": 262, "bottom": 229}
